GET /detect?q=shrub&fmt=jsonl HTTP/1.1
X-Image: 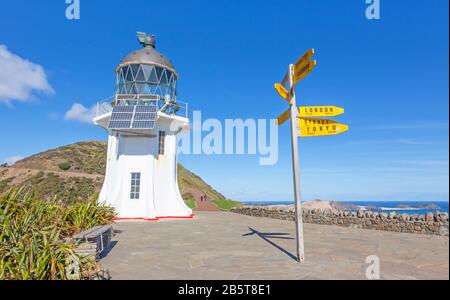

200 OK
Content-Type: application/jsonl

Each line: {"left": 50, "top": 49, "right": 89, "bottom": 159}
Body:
{"left": 58, "top": 162, "right": 71, "bottom": 171}
{"left": 0, "top": 188, "right": 115, "bottom": 280}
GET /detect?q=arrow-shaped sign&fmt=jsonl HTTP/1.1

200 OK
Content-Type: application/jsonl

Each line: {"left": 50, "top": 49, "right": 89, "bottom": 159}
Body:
{"left": 276, "top": 108, "right": 291, "bottom": 126}
{"left": 293, "top": 60, "right": 317, "bottom": 85}
{"left": 298, "top": 106, "right": 345, "bottom": 117}
{"left": 274, "top": 83, "right": 291, "bottom": 103}
{"left": 299, "top": 123, "right": 349, "bottom": 137}
{"left": 277, "top": 106, "right": 345, "bottom": 126}
{"left": 298, "top": 117, "right": 338, "bottom": 127}
{"left": 294, "top": 48, "right": 315, "bottom": 72}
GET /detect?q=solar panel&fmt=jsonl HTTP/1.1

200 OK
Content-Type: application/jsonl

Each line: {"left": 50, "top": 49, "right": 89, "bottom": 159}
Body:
{"left": 110, "top": 113, "right": 133, "bottom": 121}
{"left": 132, "top": 121, "right": 155, "bottom": 129}
{"left": 135, "top": 105, "right": 157, "bottom": 113}
{"left": 134, "top": 112, "right": 156, "bottom": 120}
{"left": 108, "top": 105, "right": 157, "bottom": 130}
{"left": 108, "top": 120, "right": 132, "bottom": 129}
{"left": 113, "top": 106, "right": 134, "bottom": 113}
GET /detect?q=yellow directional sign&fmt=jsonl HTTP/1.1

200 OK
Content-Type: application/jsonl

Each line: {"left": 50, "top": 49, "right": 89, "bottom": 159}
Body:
{"left": 299, "top": 123, "right": 349, "bottom": 137}
{"left": 299, "top": 106, "right": 344, "bottom": 117}
{"left": 274, "top": 83, "right": 291, "bottom": 103}
{"left": 294, "top": 48, "right": 315, "bottom": 72}
{"left": 298, "top": 117, "right": 338, "bottom": 127}
{"left": 276, "top": 108, "right": 291, "bottom": 126}
{"left": 294, "top": 60, "right": 316, "bottom": 84}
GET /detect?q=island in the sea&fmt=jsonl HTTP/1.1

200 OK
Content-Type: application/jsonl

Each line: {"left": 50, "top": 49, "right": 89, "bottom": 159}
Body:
{"left": 258, "top": 199, "right": 443, "bottom": 212}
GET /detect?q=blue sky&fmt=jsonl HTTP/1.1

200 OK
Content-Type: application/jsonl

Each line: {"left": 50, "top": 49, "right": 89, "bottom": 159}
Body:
{"left": 0, "top": 0, "right": 448, "bottom": 202}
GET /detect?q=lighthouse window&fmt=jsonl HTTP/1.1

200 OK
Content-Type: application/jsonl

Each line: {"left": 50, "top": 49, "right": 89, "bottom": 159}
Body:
{"left": 130, "top": 172, "right": 141, "bottom": 199}
{"left": 159, "top": 131, "right": 166, "bottom": 155}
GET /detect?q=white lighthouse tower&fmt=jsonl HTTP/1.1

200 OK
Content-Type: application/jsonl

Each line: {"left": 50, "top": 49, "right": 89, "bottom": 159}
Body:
{"left": 94, "top": 32, "right": 192, "bottom": 221}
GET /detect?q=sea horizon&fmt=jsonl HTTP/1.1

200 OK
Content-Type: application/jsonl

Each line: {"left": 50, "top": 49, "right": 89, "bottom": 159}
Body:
{"left": 240, "top": 200, "right": 450, "bottom": 215}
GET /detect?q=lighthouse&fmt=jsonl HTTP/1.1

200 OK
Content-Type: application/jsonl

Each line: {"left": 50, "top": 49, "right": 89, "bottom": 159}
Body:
{"left": 94, "top": 32, "right": 192, "bottom": 220}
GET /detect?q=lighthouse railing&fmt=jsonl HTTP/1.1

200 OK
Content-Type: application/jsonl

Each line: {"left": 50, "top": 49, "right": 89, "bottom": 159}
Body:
{"left": 96, "top": 102, "right": 113, "bottom": 118}
{"left": 95, "top": 95, "right": 189, "bottom": 119}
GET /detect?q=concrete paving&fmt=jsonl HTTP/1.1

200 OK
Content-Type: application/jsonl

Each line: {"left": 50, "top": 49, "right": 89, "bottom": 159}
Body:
{"left": 100, "top": 212, "right": 449, "bottom": 280}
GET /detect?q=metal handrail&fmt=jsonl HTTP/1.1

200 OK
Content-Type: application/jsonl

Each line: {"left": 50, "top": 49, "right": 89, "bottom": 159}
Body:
{"left": 95, "top": 95, "right": 188, "bottom": 119}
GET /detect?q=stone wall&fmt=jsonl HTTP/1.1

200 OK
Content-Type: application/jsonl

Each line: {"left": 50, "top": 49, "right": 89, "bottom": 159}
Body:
{"left": 231, "top": 206, "right": 449, "bottom": 236}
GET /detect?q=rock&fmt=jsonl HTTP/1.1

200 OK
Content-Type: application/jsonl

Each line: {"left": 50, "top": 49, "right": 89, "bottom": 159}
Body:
{"left": 438, "top": 226, "right": 449, "bottom": 236}
{"left": 425, "top": 213, "right": 434, "bottom": 221}
{"left": 230, "top": 205, "right": 448, "bottom": 236}
{"left": 388, "top": 212, "right": 397, "bottom": 219}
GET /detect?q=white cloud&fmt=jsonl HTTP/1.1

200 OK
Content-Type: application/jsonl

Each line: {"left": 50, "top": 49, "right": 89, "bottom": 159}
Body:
{"left": 2, "top": 155, "right": 24, "bottom": 165}
{"left": 396, "top": 160, "right": 449, "bottom": 167}
{"left": 64, "top": 103, "right": 97, "bottom": 124}
{"left": 366, "top": 123, "right": 449, "bottom": 130}
{"left": 0, "top": 45, "right": 54, "bottom": 104}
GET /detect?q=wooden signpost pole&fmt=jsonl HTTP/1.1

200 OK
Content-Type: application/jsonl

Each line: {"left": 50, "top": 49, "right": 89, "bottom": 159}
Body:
{"left": 288, "top": 64, "right": 305, "bottom": 263}
{"left": 274, "top": 48, "right": 347, "bottom": 263}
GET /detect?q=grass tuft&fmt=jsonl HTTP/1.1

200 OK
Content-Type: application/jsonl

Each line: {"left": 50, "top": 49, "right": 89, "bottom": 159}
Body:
{"left": 0, "top": 187, "right": 115, "bottom": 280}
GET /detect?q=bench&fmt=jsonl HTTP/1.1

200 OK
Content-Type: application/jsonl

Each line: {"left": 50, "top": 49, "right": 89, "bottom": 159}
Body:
{"left": 73, "top": 225, "right": 113, "bottom": 260}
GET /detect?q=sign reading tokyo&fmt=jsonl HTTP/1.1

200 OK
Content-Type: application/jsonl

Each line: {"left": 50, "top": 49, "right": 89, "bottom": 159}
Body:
{"left": 299, "top": 106, "right": 345, "bottom": 117}
{"left": 299, "top": 123, "right": 349, "bottom": 137}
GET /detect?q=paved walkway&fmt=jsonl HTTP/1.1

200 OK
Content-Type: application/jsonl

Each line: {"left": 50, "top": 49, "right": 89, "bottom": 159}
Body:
{"left": 100, "top": 212, "right": 449, "bottom": 280}
{"left": 187, "top": 189, "right": 220, "bottom": 211}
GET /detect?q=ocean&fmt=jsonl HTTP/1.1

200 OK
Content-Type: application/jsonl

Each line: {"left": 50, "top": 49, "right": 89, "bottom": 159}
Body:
{"left": 240, "top": 201, "right": 449, "bottom": 215}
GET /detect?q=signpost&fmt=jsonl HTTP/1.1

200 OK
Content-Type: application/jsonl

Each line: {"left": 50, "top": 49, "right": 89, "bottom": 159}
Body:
{"left": 273, "top": 48, "right": 348, "bottom": 263}
{"left": 299, "top": 123, "right": 349, "bottom": 137}
{"left": 294, "top": 60, "right": 317, "bottom": 85}
{"left": 298, "top": 106, "right": 345, "bottom": 117}
{"left": 276, "top": 108, "right": 291, "bottom": 126}
{"left": 294, "top": 49, "right": 314, "bottom": 67}
{"left": 298, "top": 117, "right": 338, "bottom": 127}
{"left": 287, "top": 63, "right": 305, "bottom": 263}
{"left": 274, "top": 83, "right": 291, "bottom": 103}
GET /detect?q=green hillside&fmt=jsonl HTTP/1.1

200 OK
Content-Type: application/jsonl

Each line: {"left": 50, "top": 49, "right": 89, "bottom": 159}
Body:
{"left": 0, "top": 141, "right": 239, "bottom": 210}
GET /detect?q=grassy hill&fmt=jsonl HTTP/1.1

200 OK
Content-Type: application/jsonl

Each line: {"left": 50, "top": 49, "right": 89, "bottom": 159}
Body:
{"left": 0, "top": 141, "right": 239, "bottom": 210}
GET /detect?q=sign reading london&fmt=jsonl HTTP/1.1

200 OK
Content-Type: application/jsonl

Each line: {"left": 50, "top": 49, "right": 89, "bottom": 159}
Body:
{"left": 277, "top": 106, "right": 345, "bottom": 126}
{"left": 298, "top": 106, "right": 345, "bottom": 117}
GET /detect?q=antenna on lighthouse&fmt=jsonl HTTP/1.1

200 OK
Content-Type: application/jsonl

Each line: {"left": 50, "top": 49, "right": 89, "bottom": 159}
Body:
{"left": 137, "top": 32, "right": 156, "bottom": 48}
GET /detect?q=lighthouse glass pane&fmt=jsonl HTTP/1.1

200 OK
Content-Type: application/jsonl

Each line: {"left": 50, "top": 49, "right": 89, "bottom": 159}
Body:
{"left": 130, "top": 65, "right": 140, "bottom": 80}
{"left": 147, "top": 67, "right": 158, "bottom": 83}
{"left": 135, "top": 66, "right": 146, "bottom": 82}
{"left": 160, "top": 70, "right": 168, "bottom": 85}
{"left": 125, "top": 66, "right": 133, "bottom": 82}
{"left": 116, "top": 64, "right": 178, "bottom": 101}
{"left": 142, "top": 65, "right": 153, "bottom": 81}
